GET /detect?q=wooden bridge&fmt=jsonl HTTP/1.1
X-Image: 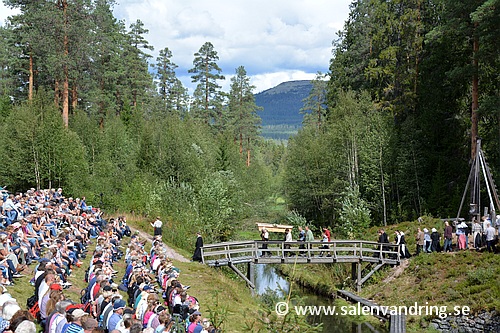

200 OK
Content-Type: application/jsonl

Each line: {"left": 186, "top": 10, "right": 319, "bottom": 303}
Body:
{"left": 201, "top": 240, "right": 401, "bottom": 292}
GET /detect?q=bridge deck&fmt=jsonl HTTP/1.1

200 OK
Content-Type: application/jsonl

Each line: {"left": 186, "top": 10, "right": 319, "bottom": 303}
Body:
{"left": 202, "top": 240, "right": 400, "bottom": 267}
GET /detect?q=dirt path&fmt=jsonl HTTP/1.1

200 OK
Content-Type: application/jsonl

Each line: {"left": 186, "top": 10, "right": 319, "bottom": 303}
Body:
{"left": 129, "top": 226, "right": 190, "bottom": 262}
{"left": 381, "top": 258, "right": 409, "bottom": 284}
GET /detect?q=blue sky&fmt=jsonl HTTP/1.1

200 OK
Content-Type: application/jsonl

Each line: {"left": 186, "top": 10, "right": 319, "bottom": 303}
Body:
{"left": 0, "top": 0, "right": 352, "bottom": 93}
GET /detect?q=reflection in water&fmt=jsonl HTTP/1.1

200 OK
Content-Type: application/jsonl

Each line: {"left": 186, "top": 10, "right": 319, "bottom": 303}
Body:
{"left": 303, "top": 294, "right": 387, "bottom": 333}
{"left": 255, "top": 263, "right": 289, "bottom": 296}
{"left": 254, "top": 264, "right": 387, "bottom": 333}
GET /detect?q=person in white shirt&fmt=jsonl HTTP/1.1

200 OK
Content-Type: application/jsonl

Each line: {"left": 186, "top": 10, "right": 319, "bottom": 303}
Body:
{"left": 151, "top": 217, "right": 163, "bottom": 238}
{"left": 485, "top": 223, "right": 496, "bottom": 253}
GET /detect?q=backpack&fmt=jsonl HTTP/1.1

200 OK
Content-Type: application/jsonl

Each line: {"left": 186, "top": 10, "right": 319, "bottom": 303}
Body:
{"left": 28, "top": 299, "right": 41, "bottom": 323}
{"left": 81, "top": 287, "right": 90, "bottom": 304}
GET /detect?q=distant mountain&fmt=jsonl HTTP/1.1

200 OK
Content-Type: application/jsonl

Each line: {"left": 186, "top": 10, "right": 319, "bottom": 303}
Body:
{"left": 255, "top": 80, "right": 312, "bottom": 128}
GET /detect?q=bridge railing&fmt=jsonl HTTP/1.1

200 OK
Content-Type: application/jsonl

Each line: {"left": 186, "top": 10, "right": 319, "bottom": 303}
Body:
{"left": 201, "top": 240, "right": 400, "bottom": 265}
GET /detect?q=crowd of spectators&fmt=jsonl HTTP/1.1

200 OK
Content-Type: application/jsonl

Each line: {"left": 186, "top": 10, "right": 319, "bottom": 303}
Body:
{"left": 0, "top": 188, "right": 216, "bottom": 333}
{"left": 377, "top": 215, "right": 500, "bottom": 258}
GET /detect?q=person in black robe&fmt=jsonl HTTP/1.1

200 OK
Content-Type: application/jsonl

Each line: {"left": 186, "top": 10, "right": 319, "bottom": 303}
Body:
{"left": 192, "top": 232, "right": 203, "bottom": 262}
{"left": 395, "top": 230, "right": 411, "bottom": 258}
{"left": 377, "top": 229, "right": 390, "bottom": 258}
{"left": 430, "top": 228, "right": 441, "bottom": 252}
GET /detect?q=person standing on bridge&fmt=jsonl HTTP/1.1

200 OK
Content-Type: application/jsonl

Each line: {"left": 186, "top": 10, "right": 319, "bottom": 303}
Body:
{"left": 377, "top": 229, "right": 389, "bottom": 258}
{"left": 284, "top": 228, "right": 293, "bottom": 257}
{"left": 260, "top": 228, "right": 270, "bottom": 257}
{"left": 151, "top": 217, "right": 163, "bottom": 238}
{"left": 192, "top": 232, "right": 203, "bottom": 262}
{"left": 305, "top": 226, "right": 314, "bottom": 255}
{"left": 322, "top": 227, "right": 331, "bottom": 242}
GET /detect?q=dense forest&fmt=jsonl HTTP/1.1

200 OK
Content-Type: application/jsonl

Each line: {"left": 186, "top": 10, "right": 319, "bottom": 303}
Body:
{"left": 285, "top": 0, "right": 500, "bottom": 233}
{"left": 0, "top": 0, "right": 499, "bottom": 245}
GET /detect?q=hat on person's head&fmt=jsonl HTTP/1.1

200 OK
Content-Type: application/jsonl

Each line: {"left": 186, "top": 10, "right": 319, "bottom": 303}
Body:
{"left": 458, "top": 222, "right": 468, "bottom": 228}
{"left": 192, "top": 310, "right": 202, "bottom": 316}
{"left": 0, "top": 233, "right": 8, "bottom": 240}
{"left": 50, "top": 283, "right": 63, "bottom": 291}
{"left": 11, "top": 222, "right": 21, "bottom": 229}
{"left": 81, "top": 318, "right": 98, "bottom": 330}
{"left": 143, "top": 285, "right": 153, "bottom": 292}
{"left": 423, "top": 228, "right": 428, "bottom": 233}
{"left": 113, "top": 299, "right": 126, "bottom": 310}
{"left": 431, "top": 228, "right": 437, "bottom": 232}
{"left": 72, "top": 309, "right": 87, "bottom": 319}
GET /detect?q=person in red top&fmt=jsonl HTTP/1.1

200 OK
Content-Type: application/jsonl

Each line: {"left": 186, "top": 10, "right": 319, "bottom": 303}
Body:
{"left": 323, "top": 227, "right": 331, "bottom": 242}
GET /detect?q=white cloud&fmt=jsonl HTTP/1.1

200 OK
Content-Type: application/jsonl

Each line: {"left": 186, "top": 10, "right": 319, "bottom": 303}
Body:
{"left": 114, "top": 0, "right": 351, "bottom": 91}
{"left": 1, "top": 0, "right": 351, "bottom": 93}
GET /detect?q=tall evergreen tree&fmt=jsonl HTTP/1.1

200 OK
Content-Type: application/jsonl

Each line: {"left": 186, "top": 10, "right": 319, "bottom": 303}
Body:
{"left": 151, "top": 47, "right": 188, "bottom": 113}
{"left": 188, "top": 42, "right": 225, "bottom": 126}
{"left": 121, "top": 19, "right": 154, "bottom": 109}
{"left": 300, "top": 72, "right": 327, "bottom": 130}
{"left": 227, "top": 66, "right": 262, "bottom": 165}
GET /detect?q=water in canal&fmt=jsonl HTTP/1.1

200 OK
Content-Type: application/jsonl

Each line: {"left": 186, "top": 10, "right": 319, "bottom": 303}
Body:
{"left": 254, "top": 264, "right": 388, "bottom": 333}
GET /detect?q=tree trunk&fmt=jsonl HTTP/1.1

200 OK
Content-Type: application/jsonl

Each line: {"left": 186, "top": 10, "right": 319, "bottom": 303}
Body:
{"left": 471, "top": 24, "right": 479, "bottom": 160}
{"left": 61, "top": 0, "right": 69, "bottom": 128}
{"left": 380, "top": 145, "right": 387, "bottom": 226}
{"left": 72, "top": 83, "right": 78, "bottom": 111}
{"left": 32, "top": 143, "right": 40, "bottom": 190}
{"left": 62, "top": 71, "right": 69, "bottom": 127}
{"left": 28, "top": 53, "right": 34, "bottom": 101}
{"left": 239, "top": 132, "right": 243, "bottom": 155}
{"left": 246, "top": 137, "right": 251, "bottom": 166}
{"left": 54, "top": 80, "right": 59, "bottom": 106}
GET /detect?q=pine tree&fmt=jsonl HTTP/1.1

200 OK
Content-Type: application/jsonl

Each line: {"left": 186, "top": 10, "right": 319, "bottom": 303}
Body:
{"left": 188, "top": 42, "right": 225, "bottom": 126}
{"left": 227, "top": 66, "right": 262, "bottom": 165}
{"left": 300, "top": 72, "right": 327, "bottom": 130}
{"left": 151, "top": 47, "right": 188, "bottom": 113}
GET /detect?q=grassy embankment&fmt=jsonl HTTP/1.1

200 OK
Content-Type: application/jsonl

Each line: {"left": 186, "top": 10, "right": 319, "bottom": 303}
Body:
{"left": 277, "top": 218, "right": 500, "bottom": 332}
{"left": 120, "top": 214, "right": 265, "bottom": 332}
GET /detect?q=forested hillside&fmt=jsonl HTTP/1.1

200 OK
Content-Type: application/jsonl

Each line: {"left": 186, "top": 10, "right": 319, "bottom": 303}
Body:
{"left": 255, "top": 80, "right": 312, "bottom": 127}
{"left": 0, "top": 0, "right": 499, "bottom": 246}
{"left": 284, "top": 0, "right": 500, "bottom": 232}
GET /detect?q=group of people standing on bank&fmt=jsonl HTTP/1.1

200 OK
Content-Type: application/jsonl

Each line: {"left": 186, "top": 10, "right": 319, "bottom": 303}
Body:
{"left": 259, "top": 226, "right": 332, "bottom": 257}
{"left": 377, "top": 215, "right": 499, "bottom": 259}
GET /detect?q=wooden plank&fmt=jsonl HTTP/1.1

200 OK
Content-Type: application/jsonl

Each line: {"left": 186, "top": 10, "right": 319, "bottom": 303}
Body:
{"left": 359, "top": 263, "right": 384, "bottom": 285}
{"left": 337, "top": 290, "right": 390, "bottom": 321}
{"left": 390, "top": 314, "right": 406, "bottom": 333}
{"left": 228, "top": 262, "right": 255, "bottom": 289}
{"left": 256, "top": 222, "right": 294, "bottom": 233}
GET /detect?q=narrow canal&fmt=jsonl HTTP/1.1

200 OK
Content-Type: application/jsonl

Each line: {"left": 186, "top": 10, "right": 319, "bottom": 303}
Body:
{"left": 254, "top": 264, "right": 388, "bottom": 333}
